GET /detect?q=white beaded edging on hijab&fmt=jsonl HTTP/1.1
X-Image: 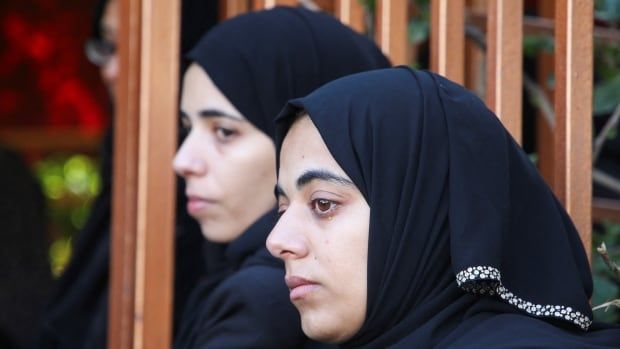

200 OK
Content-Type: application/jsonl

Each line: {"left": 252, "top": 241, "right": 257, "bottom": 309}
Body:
{"left": 456, "top": 266, "right": 592, "bottom": 331}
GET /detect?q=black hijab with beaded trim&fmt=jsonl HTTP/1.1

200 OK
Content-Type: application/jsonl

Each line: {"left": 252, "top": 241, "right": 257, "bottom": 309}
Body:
{"left": 275, "top": 67, "right": 620, "bottom": 348}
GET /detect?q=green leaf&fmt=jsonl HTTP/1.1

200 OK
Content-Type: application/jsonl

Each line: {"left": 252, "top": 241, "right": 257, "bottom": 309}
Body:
{"left": 358, "top": 0, "right": 375, "bottom": 12}
{"left": 408, "top": 20, "right": 429, "bottom": 44}
{"left": 523, "top": 35, "right": 554, "bottom": 58}
{"left": 594, "top": 75, "right": 620, "bottom": 115}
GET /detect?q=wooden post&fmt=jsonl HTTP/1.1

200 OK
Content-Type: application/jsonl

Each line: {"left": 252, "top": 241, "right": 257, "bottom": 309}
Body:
{"left": 109, "top": 0, "right": 141, "bottom": 347}
{"left": 220, "top": 0, "right": 250, "bottom": 20}
{"left": 335, "top": 0, "right": 365, "bottom": 34}
{"left": 430, "top": 0, "right": 464, "bottom": 84}
{"left": 109, "top": 0, "right": 179, "bottom": 348}
{"left": 554, "top": 0, "right": 593, "bottom": 257}
{"left": 486, "top": 0, "right": 523, "bottom": 143}
{"left": 376, "top": 0, "right": 408, "bottom": 65}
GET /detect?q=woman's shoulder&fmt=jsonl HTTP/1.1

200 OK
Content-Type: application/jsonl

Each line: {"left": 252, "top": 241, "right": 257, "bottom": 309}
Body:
{"left": 217, "top": 262, "right": 287, "bottom": 300}
{"left": 184, "top": 264, "right": 305, "bottom": 348}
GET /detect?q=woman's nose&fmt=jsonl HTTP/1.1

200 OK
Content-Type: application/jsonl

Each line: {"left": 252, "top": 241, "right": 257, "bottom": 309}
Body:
{"left": 172, "top": 136, "right": 207, "bottom": 177}
{"left": 266, "top": 209, "right": 309, "bottom": 261}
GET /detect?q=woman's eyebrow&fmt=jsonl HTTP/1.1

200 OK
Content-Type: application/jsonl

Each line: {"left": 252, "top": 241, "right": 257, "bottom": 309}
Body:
{"left": 296, "top": 169, "right": 353, "bottom": 190}
{"left": 198, "top": 109, "right": 243, "bottom": 121}
{"left": 274, "top": 169, "right": 354, "bottom": 200}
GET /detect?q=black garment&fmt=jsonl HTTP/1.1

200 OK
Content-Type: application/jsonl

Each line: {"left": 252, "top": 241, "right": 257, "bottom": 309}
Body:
{"left": 274, "top": 67, "right": 620, "bottom": 348}
{"left": 38, "top": 130, "right": 210, "bottom": 349}
{"left": 0, "top": 146, "right": 52, "bottom": 349}
{"left": 175, "top": 6, "right": 389, "bottom": 348}
{"left": 175, "top": 211, "right": 305, "bottom": 347}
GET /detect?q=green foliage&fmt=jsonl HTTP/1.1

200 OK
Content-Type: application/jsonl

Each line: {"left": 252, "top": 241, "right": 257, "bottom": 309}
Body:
{"left": 358, "top": 0, "right": 375, "bottom": 12}
{"left": 522, "top": 35, "right": 554, "bottom": 58}
{"left": 594, "top": 75, "right": 620, "bottom": 115}
{"left": 592, "top": 222, "right": 620, "bottom": 323}
{"left": 34, "top": 154, "right": 100, "bottom": 276}
{"left": 49, "top": 237, "right": 73, "bottom": 277}
{"left": 408, "top": 17, "right": 429, "bottom": 45}
{"left": 408, "top": 0, "right": 430, "bottom": 46}
{"left": 596, "top": 0, "right": 620, "bottom": 23}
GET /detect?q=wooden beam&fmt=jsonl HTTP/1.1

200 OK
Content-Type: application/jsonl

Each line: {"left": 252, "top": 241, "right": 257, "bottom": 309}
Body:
{"left": 376, "top": 0, "right": 408, "bottom": 65}
{"left": 554, "top": 0, "right": 593, "bottom": 257}
{"left": 0, "top": 127, "right": 102, "bottom": 154}
{"left": 593, "top": 198, "right": 620, "bottom": 223}
{"left": 430, "top": 0, "right": 464, "bottom": 84}
{"left": 109, "top": 0, "right": 141, "bottom": 347}
{"left": 220, "top": 0, "right": 250, "bottom": 20}
{"left": 486, "top": 0, "right": 523, "bottom": 143}
{"left": 109, "top": 0, "right": 179, "bottom": 348}
{"left": 335, "top": 0, "right": 365, "bottom": 34}
{"left": 468, "top": 12, "right": 620, "bottom": 44}
{"left": 535, "top": 0, "right": 555, "bottom": 189}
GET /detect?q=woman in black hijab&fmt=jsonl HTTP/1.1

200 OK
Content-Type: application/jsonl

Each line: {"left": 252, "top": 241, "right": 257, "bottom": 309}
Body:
{"left": 268, "top": 67, "right": 620, "bottom": 348}
{"left": 172, "top": 7, "right": 389, "bottom": 348}
{"left": 38, "top": 0, "right": 218, "bottom": 347}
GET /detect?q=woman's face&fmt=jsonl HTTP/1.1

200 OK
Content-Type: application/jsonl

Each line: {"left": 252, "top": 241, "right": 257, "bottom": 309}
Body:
{"left": 100, "top": 0, "right": 118, "bottom": 97}
{"left": 267, "top": 116, "right": 369, "bottom": 343}
{"left": 173, "top": 63, "right": 276, "bottom": 243}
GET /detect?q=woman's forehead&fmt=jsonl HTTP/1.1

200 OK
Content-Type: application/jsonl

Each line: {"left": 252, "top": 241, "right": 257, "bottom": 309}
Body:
{"left": 181, "top": 64, "right": 244, "bottom": 119}
{"left": 279, "top": 117, "right": 350, "bottom": 189}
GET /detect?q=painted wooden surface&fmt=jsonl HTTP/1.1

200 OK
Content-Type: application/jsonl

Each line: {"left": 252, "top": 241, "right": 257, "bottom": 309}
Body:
{"left": 486, "top": 0, "right": 523, "bottom": 143}
{"left": 109, "top": 0, "right": 179, "bottom": 348}
{"left": 553, "top": 0, "right": 593, "bottom": 258}
{"left": 430, "top": 0, "right": 464, "bottom": 84}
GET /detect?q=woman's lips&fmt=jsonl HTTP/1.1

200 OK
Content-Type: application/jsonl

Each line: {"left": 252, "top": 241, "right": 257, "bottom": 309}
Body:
{"left": 285, "top": 276, "right": 320, "bottom": 301}
{"left": 186, "top": 195, "right": 216, "bottom": 215}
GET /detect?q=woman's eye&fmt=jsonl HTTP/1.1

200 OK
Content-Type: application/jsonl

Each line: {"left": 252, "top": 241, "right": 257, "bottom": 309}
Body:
{"left": 215, "top": 126, "right": 237, "bottom": 141}
{"left": 311, "top": 198, "right": 338, "bottom": 217}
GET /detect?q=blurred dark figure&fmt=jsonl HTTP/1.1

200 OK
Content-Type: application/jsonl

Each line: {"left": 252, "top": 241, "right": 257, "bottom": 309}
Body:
{"left": 0, "top": 146, "right": 53, "bottom": 349}
{"left": 37, "top": 0, "right": 219, "bottom": 348}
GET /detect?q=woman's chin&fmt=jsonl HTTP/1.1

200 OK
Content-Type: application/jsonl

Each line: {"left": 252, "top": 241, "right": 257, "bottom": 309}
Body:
{"left": 300, "top": 311, "right": 353, "bottom": 344}
{"left": 200, "top": 222, "right": 240, "bottom": 243}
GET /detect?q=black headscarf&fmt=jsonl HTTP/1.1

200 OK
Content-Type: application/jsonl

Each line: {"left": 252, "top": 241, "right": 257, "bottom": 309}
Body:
{"left": 174, "top": 7, "right": 389, "bottom": 348}
{"left": 182, "top": 4, "right": 389, "bottom": 282}
{"left": 186, "top": 6, "right": 390, "bottom": 140}
{"left": 275, "top": 67, "right": 620, "bottom": 348}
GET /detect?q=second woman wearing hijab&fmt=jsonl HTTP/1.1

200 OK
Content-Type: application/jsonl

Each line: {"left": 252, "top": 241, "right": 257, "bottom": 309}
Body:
{"left": 172, "top": 7, "right": 390, "bottom": 348}
{"left": 268, "top": 67, "right": 620, "bottom": 348}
